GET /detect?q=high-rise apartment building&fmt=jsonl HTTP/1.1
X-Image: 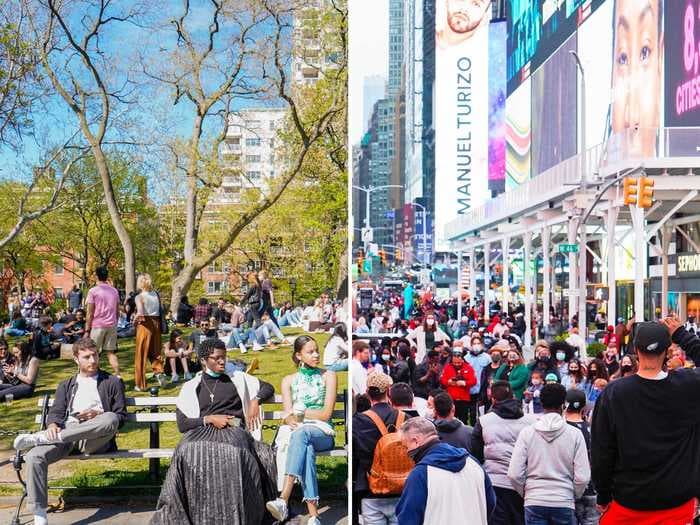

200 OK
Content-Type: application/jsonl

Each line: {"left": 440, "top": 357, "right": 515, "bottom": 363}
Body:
{"left": 292, "top": 0, "right": 341, "bottom": 86}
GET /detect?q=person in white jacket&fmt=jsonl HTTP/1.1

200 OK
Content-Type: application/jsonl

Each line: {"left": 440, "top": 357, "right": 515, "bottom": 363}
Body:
{"left": 508, "top": 383, "right": 590, "bottom": 525}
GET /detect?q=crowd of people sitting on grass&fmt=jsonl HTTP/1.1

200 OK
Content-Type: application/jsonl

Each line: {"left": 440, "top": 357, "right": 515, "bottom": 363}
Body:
{"left": 351, "top": 299, "right": 700, "bottom": 525}
{"left": 2, "top": 266, "right": 346, "bottom": 525}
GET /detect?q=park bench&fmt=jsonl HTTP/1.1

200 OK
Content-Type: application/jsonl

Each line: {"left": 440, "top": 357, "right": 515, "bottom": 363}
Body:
{"left": 9, "top": 388, "right": 347, "bottom": 525}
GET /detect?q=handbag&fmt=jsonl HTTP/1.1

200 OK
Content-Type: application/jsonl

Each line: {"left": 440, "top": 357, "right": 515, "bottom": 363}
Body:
{"left": 155, "top": 291, "right": 169, "bottom": 335}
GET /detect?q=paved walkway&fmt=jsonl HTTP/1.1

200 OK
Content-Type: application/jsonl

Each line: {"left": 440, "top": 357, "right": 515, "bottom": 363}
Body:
{"left": 0, "top": 501, "right": 348, "bottom": 524}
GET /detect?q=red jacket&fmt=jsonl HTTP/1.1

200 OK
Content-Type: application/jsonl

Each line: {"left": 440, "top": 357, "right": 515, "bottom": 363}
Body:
{"left": 440, "top": 362, "right": 477, "bottom": 402}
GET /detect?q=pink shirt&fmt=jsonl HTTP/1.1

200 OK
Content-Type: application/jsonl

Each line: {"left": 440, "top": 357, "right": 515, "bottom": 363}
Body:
{"left": 86, "top": 283, "right": 119, "bottom": 329}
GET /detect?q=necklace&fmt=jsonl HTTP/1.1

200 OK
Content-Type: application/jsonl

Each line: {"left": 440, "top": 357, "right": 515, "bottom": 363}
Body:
{"left": 201, "top": 376, "right": 220, "bottom": 403}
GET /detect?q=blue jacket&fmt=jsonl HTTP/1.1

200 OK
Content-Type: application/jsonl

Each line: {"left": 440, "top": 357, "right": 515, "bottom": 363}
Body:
{"left": 396, "top": 442, "right": 496, "bottom": 525}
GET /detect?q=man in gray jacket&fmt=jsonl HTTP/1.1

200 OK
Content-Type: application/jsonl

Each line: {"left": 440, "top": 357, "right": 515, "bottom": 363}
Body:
{"left": 471, "top": 380, "right": 537, "bottom": 525}
{"left": 508, "top": 383, "right": 590, "bottom": 525}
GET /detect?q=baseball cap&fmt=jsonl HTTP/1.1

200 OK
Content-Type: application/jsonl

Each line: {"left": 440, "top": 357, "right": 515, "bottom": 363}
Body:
{"left": 633, "top": 322, "right": 671, "bottom": 354}
{"left": 545, "top": 372, "right": 559, "bottom": 383}
{"left": 366, "top": 371, "right": 393, "bottom": 393}
{"left": 565, "top": 389, "right": 586, "bottom": 411}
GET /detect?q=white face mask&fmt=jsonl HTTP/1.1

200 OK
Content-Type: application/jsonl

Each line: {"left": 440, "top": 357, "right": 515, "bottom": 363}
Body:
{"left": 426, "top": 319, "right": 435, "bottom": 326}
{"left": 381, "top": 355, "right": 391, "bottom": 362}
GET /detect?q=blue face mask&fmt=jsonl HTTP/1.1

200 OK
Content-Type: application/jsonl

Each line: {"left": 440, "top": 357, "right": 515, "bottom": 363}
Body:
{"left": 205, "top": 368, "right": 222, "bottom": 378}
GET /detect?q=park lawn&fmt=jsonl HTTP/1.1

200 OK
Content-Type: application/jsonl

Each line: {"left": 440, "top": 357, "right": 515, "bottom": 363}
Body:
{"left": 0, "top": 328, "right": 347, "bottom": 498}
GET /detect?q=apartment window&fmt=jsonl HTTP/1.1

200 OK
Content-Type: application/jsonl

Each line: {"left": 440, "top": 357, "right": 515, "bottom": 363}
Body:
{"left": 269, "top": 120, "right": 275, "bottom": 131}
{"left": 207, "top": 281, "right": 223, "bottom": 294}
{"left": 247, "top": 120, "right": 261, "bottom": 128}
{"left": 246, "top": 154, "right": 261, "bottom": 163}
{"left": 54, "top": 287, "right": 64, "bottom": 299}
{"left": 227, "top": 137, "right": 240, "bottom": 145}
{"left": 245, "top": 137, "right": 261, "bottom": 147}
{"left": 246, "top": 171, "right": 261, "bottom": 179}
{"left": 54, "top": 264, "right": 64, "bottom": 275}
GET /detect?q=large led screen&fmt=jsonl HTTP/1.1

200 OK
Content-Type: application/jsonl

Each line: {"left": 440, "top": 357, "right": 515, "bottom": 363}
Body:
{"left": 506, "top": 77, "right": 531, "bottom": 190}
{"left": 507, "top": 0, "right": 606, "bottom": 94}
{"left": 434, "top": 0, "right": 492, "bottom": 249}
{"left": 665, "top": 0, "right": 700, "bottom": 127}
{"left": 531, "top": 33, "right": 577, "bottom": 175}
{"left": 489, "top": 20, "right": 507, "bottom": 195}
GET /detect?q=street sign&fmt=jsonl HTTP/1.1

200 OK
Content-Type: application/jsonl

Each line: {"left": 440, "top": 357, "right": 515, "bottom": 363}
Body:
{"left": 563, "top": 289, "right": 580, "bottom": 297}
{"left": 559, "top": 244, "right": 579, "bottom": 254}
{"left": 362, "top": 258, "right": 373, "bottom": 274}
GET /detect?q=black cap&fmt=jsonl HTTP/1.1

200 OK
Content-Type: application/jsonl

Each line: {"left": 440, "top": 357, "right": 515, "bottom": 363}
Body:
{"left": 633, "top": 322, "right": 671, "bottom": 354}
{"left": 565, "top": 389, "right": 586, "bottom": 411}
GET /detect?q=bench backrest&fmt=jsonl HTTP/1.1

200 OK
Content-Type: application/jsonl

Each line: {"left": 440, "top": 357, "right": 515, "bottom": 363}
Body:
{"left": 36, "top": 391, "right": 348, "bottom": 425}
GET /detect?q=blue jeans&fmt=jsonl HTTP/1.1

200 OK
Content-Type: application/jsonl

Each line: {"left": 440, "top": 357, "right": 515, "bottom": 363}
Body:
{"left": 262, "top": 320, "right": 284, "bottom": 341}
{"left": 525, "top": 506, "right": 576, "bottom": 525}
{"left": 4, "top": 328, "right": 27, "bottom": 337}
{"left": 226, "top": 328, "right": 257, "bottom": 347}
{"left": 285, "top": 425, "right": 334, "bottom": 503}
{"left": 326, "top": 360, "right": 348, "bottom": 372}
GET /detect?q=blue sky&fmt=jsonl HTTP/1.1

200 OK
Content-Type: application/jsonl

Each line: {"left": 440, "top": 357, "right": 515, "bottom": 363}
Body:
{"left": 0, "top": 1, "right": 289, "bottom": 201}
{"left": 349, "top": 0, "right": 388, "bottom": 146}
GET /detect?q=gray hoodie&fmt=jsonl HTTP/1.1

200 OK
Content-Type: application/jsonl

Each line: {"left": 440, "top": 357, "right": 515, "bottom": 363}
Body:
{"left": 507, "top": 412, "right": 590, "bottom": 509}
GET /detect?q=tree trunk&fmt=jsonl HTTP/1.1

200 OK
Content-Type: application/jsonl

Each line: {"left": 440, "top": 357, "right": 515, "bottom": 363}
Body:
{"left": 169, "top": 265, "right": 198, "bottom": 318}
{"left": 91, "top": 147, "right": 136, "bottom": 293}
{"left": 335, "top": 244, "right": 348, "bottom": 300}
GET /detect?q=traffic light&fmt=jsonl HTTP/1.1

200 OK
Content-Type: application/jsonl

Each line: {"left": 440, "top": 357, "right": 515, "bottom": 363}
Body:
{"left": 638, "top": 176, "right": 654, "bottom": 208}
{"left": 379, "top": 249, "right": 386, "bottom": 266}
{"left": 623, "top": 177, "right": 638, "bottom": 206}
{"left": 395, "top": 248, "right": 402, "bottom": 261}
{"left": 357, "top": 255, "right": 364, "bottom": 273}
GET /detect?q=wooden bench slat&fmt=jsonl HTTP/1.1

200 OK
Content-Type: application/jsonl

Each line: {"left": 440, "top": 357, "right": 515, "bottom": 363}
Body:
{"left": 38, "top": 397, "right": 179, "bottom": 408}
{"left": 272, "top": 394, "right": 344, "bottom": 404}
{"left": 35, "top": 413, "right": 177, "bottom": 424}
{"left": 67, "top": 448, "right": 176, "bottom": 460}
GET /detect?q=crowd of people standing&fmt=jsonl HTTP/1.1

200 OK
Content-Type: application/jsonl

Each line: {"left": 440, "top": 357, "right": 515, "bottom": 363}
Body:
{"left": 351, "top": 282, "right": 700, "bottom": 525}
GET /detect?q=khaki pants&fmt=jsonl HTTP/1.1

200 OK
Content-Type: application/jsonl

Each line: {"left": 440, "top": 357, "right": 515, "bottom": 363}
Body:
{"left": 134, "top": 316, "right": 163, "bottom": 389}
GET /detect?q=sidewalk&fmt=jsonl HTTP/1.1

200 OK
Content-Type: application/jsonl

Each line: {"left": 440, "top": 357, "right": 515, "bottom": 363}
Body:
{"left": 0, "top": 500, "right": 348, "bottom": 524}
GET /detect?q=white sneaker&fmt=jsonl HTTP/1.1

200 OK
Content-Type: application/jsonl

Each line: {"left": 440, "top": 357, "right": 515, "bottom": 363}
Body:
{"left": 308, "top": 516, "right": 321, "bottom": 525}
{"left": 156, "top": 374, "right": 167, "bottom": 387}
{"left": 170, "top": 374, "right": 179, "bottom": 383}
{"left": 265, "top": 498, "right": 288, "bottom": 522}
{"left": 134, "top": 386, "right": 143, "bottom": 392}
{"left": 184, "top": 372, "right": 193, "bottom": 380}
{"left": 252, "top": 342, "right": 263, "bottom": 352}
{"left": 239, "top": 343, "right": 248, "bottom": 354}
{"left": 33, "top": 510, "right": 48, "bottom": 525}
{"left": 14, "top": 430, "right": 61, "bottom": 451}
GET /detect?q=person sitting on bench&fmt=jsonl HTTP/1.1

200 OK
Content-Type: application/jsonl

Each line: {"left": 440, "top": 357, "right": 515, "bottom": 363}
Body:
{"left": 13, "top": 338, "right": 127, "bottom": 525}
{"left": 0, "top": 341, "right": 40, "bottom": 402}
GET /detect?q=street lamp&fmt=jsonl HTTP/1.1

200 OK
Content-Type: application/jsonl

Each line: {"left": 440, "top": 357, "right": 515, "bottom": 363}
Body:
{"left": 571, "top": 50, "right": 588, "bottom": 340}
{"left": 352, "top": 184, "right": 404, "bottom": 254}
{"left": 289, "top": 278, "right": 297, "bottom": 307}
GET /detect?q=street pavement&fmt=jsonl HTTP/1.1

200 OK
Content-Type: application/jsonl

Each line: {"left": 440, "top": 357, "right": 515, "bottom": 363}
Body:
{"left": 0, "top": 500, "right": 348, "bottom": 524}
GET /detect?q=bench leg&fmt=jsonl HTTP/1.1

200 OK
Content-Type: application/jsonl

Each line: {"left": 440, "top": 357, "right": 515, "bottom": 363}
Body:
{"left": 11, "top": 450, "right": 26, "bottom": 525}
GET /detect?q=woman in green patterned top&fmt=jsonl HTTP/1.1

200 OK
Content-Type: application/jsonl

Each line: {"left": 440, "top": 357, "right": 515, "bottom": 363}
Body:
{"left": 266, "top": 336, "right": 337, "bottom": 525}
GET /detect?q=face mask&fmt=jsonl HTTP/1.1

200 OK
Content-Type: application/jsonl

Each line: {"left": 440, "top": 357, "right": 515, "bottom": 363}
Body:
{"left": 426, "top": 320, "right": 435, "bottom": 326}
{"left": 382, "top": 355, "right": 391, "bottom": 362}
{"left": 205, "top": 368, "right": 222, "bottom": 378}
{"left": 472, "top": 345, "right": 483, "bottom": 353}
{"left": 621, "top": 365, "right": 632, "bottom": 373}
{"left": 531, "top": 380, "right": 541, "bottom": 386}
{"left": 556, "top": 352, "right": 565, "bottom": 361}
{"left": 491, "top": 354, "right": 501, "bottom": 363}
{"left": 569, "top": 367, "right": 579, "bottom": 373}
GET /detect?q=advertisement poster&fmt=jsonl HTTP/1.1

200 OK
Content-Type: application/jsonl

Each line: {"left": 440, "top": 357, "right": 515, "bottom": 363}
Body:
{"left": 434, "top": 0, "right": 491, "bottom": 250}
{"left": 506, "top": 77, "right": 531, "bottom": 190}
{"left": 489, "top": 19, "right": 507, "bottom": 195}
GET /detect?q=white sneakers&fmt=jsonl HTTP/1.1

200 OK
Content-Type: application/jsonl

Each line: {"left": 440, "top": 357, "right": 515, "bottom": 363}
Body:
{"left": 184, "top": 372, "right": 193, "bottom": 380}
{"left": 14, "top": 430, "right": 62, "bottom": 451}
{"left": 308, "top": 517, "right": 321, "bottom": 525}
{"left": 33, "top": 509, "right": 48, "bottom": 525}
{"left": 265, "top": 498, "right": 288, "bottom": 522}
{"left": 156, "top": 374, "right": 167, "bottom": 387}
{"left": 171, "top": 374, "right": 180, "bottom": 383}
{"left": 239, "top": 343, "right": 248, "bottom": 354}
{"left": 252, "top": 342, "right": 263, "bottom": 352}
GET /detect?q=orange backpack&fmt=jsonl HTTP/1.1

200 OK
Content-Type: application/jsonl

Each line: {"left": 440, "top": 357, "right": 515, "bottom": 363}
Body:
{"left": 363, "top": 409, "right": 414, "bottom": 495}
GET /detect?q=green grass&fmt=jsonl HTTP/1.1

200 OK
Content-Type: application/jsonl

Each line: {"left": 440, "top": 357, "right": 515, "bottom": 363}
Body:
{"left": 0, "top": 328, "right": 347, "bottom": 498}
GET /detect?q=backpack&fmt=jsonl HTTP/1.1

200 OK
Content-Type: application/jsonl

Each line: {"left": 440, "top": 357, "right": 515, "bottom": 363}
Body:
{"left": 363, "top": 409, "right": 414, "bottom": 495}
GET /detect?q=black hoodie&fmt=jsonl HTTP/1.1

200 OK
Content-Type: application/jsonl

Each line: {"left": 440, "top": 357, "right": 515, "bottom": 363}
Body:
{"left": 434, "top": 418, "right": 473, "bottom": 452}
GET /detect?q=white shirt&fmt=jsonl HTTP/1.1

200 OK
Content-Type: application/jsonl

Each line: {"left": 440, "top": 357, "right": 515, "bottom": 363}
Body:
{"left": 68, "top": 374, "right": 104, "bottom": 423}
{"left": 323, "top": 336, "right": 348, "bottom": 366}
{"left": 350, "top": 358, "right": 368, "bottom": 395}
{"left": 138, "top": 291, "right": 160, "bottom": 316}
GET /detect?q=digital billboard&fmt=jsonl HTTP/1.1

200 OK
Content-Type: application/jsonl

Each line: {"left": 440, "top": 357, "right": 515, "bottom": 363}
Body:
{"left": 665, "top": 0, "right": 700, "bottom": 127}
{"left": 434, "top": 0, "right": 492, "bottom": 249}
{"left": 531, "top": 33, "right": 577, "bottom": 175}
{"left": 489, "top": 19, "right": 507, "bottom": 195}
{"left": 507, "top": 0, "right": 606, "bottom": 94}
{"left": 506, "top": 77, "right": 531, "bottom": 190}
